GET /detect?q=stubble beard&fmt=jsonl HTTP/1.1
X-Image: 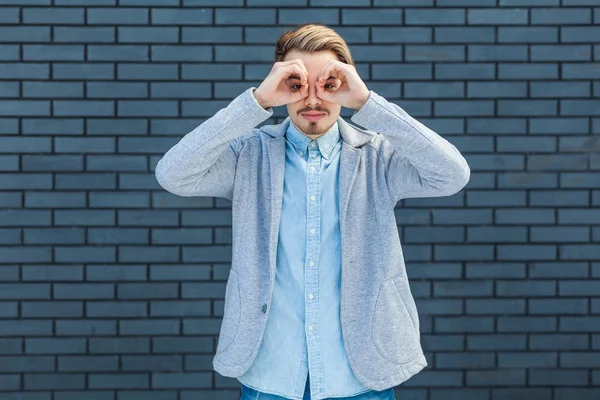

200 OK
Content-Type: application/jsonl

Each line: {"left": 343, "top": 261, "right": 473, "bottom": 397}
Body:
{"left": 302, "top": 120, "right": 330, "bottom": 137}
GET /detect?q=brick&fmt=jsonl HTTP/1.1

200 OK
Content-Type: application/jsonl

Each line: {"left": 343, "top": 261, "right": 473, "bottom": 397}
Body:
{"left": 342, "top": 9, "right": 402, "bottom": 25}
{"left": 436, "top": 317, "right": 494, "bottom": 333}
{"left": 436, "top": 352, "right": 495, "bottom": 369}
{"left": 493, "top": 388, "right": 552, "bottom": 400}
{"left": 118, "top": 64, "right": 178, "bottom": 80}
{"left": 122, "top": 355, "right": 182, "bottom": 371}
{"left": 466, "top": 299, "right": 525, "bottom": 315}
{"left": 0, "top": 100, "right": 50, "bottom": 116}
{"left": 216, "top": 8, "right": 276, "bottom": 24}
{"left": 87, "top": 302, "right": 147, "bottom": 318}
{"left": 408, "top": 46, "right": 465, "bottom": 62}
{"left": 435, "top": 245, "right": 494, "bottom": 261}
{"left": 56, "top": 172, "right": 117, "bottom": 189}
{"left": 432, "top": 209, "right": 492, "bottom": 225}
{"left": 23, "top": 45, "right": 84, "bottom": 61}
{"left": 498, "top": 316, "right": 557, "bottom": 332}
{"left": 468, "top": 9, "right": 528, "bottom": 25}
{"left": 372, "top": 63, "right": 432, "bottom": 80}
{"left": 22, "top": 265, "right": 83, "bottom": 281}
{"left": 181, "top": 27, "right": 242, "bottom": 44}
{"left": 85, "top": 265, "right": 147, "bottom": 280}
{"left": 151, "top": 372, "right": 210, "bottom": 389}
{"left": 117, "top": 283, "right": 178, "bottom": 299}
{"left": 467, "top": 369, "right": 526, "bottom": 386}
{"left": 500, "top": 26, "right": 560, "bottom": 43}
{"left": 466, "top": 191, "right": 526, "bottom": 207}
{"left": 435, "top": 100, "right": 494, "bottom": 116}
{"left": 467, "top": 334, "right": 526, "bottom": 350}
{"left": 531, "top": 334, "right": 589, "bottom": 350}
{"left": 23, "top": 373, "right": 84, "bottom": 390}
{"left": 87, "top": 82, "right": 148, "bottom": 98}
{"left": 54, "top": 283, "right": 114, "bottom": 299}
{"left": 152, "top": 8, "right": 212, "bottom": 25}
{"left": 88, "top": 373, "right": 149, "bottom": 389}
{"left": 561, "top": 99, "right": 600, "bottom": 116}
{"left": 497, "top": 172, "right": 557, "bottom": 189}
{"left": 119, "top": 319, "right": 180, "bottom": 336}
{"left": 88, "top": 228, "right": 148, "bottom": 245}
{"left": 58, "top": 356, "right": 119, "bottom": 372}
{"left": 24, "top": 228, "right": 85, "bottom": 245}
{"left": 88, "top": 8, "right": 149, "bottom": 24}
{"left": 150, "top": 265, "right": 210, "bottom": 281}
{"left": 531, "top": 298, "right": 588, "bottom": 315}
{"left": 0, "top": 45, "right": 19, "bottom": 60}
{"left": 54, "top": 27, "right": 115, "bottom": 43}
{"left": 495, "top": 209, "right": 555, "bottom": 224}
{"left": 89, "top": 338, "right": 149, "bottom": 354}
{"left": 55, "top": 320, "right": 116, "bottom": 336}
{"left": 532, "top": 7, "right": 591, "bottom": 24}
{"left": 151, "top": 228, "right": 211, "bottom": 244}
{"left": 465, "top": 263, "right": 526, "bottom": 279}
{"left": 118, "top": 27, "right": 178, "bottom": 43}
{"left": 560, "top": 245, "right": 600, "bottom": 260}
{"left": 415, "top": 299, "right": 462, "bottom": 316}
{"left": 0, "top": 27, "right": 50, "bottom": 43}
{"left": 530, "top": 369, "right": 588, "bottom": 386}
{"left": 26, "top": 338, "right": 86, "bottom": 354}
{"left": 153, "top": 337, "right": 212, "bottom": 353}
{"left": 22, "top": 118, "right": 83, "bottom": 135}
{"left": 531, "top": 226, "right": 589, "bottom": 243}
{"left": 406, "top": 9, "right": 465, "bottom": 25}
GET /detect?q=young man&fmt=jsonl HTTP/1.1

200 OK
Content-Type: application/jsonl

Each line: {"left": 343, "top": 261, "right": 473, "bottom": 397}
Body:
{"left": 155, "top": 23, "right": 470, "bottom": 400}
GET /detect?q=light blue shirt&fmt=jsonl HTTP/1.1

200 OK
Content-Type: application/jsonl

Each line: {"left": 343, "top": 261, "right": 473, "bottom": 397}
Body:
{"left": 236, "top": 120, "right": 373, "bottom": 400}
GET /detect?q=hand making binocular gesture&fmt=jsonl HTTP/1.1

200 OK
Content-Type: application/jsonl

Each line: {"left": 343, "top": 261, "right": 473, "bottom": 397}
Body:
{"left": 253, "top": 58, "right": 371, "bottom": 112}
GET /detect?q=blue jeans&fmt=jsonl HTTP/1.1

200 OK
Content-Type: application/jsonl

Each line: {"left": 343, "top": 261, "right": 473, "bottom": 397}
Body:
{"left": 240, "top": 374, "right": 396, "bottom": 400}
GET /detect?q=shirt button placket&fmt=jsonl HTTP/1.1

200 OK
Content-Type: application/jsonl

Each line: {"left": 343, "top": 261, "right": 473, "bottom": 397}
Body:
{"left": 305, "top": 140, "right": 323, "bottom": 395}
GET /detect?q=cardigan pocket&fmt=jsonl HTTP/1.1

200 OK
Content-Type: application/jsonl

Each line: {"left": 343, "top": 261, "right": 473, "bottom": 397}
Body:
{"left": 371, "top": 275, "right": 421, "bottom": 364}
{"left": 215, "top": 268, "right": 241, "bottom": 356}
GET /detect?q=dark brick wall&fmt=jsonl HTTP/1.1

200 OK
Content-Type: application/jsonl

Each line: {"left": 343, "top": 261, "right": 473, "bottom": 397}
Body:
{"left": 0, "top": 0, "right": 599, "bottom": 399}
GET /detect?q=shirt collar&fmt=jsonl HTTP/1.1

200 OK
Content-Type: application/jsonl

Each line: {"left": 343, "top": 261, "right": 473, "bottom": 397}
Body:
{"left": 285, "top": 120, "right": 340, "bottom": 160}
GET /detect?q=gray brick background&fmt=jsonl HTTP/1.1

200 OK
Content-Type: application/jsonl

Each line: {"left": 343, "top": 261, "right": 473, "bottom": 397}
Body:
{"left": 0, "top": 0, "right": 599, "bottom": 399}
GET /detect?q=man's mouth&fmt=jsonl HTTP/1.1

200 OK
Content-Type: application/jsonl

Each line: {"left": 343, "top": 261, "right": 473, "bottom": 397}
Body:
{"left": 302, "top": 112, "right": 326, "bottom": 122}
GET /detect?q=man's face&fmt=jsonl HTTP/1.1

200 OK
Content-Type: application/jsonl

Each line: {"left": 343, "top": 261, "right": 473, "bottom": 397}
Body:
{"left": 283, "top": 49, "right": 342, "bottom": 139}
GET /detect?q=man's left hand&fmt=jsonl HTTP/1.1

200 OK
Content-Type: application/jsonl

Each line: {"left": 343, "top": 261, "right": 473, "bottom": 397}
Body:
{"left": 316, "top": 60, "right": 370, "bottom": 111}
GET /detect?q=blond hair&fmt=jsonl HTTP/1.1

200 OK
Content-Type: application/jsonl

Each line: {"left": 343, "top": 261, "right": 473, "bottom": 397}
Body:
{"left": 275, "top": 23, "right": 354, "bottom": 66}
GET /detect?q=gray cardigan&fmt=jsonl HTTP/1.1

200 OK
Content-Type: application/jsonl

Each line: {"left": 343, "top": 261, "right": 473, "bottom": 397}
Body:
{"left": 155, "top": 87, "right": 470, "bottom": 390}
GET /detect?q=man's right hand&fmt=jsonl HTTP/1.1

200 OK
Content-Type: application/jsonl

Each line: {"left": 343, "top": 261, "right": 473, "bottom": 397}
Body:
{"left": 253, "top": 60, "right": 309, "bottom": 109}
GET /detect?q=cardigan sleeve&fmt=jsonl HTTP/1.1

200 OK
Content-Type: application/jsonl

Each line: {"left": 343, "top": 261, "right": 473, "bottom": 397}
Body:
{"left": 350, "top": 90, "right": 470, "bottom": 203}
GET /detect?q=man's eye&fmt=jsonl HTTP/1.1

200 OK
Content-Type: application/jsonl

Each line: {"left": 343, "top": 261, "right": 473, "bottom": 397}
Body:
{"left": 291, "top": 84, "right": 302, "bottom": 90}
{"left": 325, "top": 83, "right": 336, "bottom": 90}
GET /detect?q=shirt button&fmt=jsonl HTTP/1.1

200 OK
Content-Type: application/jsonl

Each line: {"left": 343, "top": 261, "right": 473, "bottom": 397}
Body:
{"left": 309, "top": 261, "right": 314, "bottom": 266}
{"left": 300, "top": 152, "right": 304, "bottom": 156}
{"left": 310, "top": 195, "right": 315, "bottom": 200}
{"left": 311, "top": 142, "right": 317, "bottom": 147}
{"left": 310, "top": 229, "right": 315, "bottom": 234}
{"left": 311, "top": 166, "right": 315, "bottom": 171}
{"left": 308, "top": 293, "right": 313, "bottom": 299}
{"left": 308, "top": 326, "right": 313, "bottom": 331}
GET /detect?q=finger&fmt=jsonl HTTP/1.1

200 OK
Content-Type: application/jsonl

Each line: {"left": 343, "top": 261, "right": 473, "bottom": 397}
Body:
{"left": 318, "top": 60, "right": 343, "bottom": 84}
{"left": 293, "top": 59, "right": 310, "bottom": 84}
{"left": 279, "top": 64, "right": 308, "bottom": 86}
{"left": 281, "top": 59, "right": 308, "bottom": 84}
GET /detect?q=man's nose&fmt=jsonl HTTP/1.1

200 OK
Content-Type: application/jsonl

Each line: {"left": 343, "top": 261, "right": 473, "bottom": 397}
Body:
{"left": 304, "top": 82, "right": 321, "bottom": 106}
